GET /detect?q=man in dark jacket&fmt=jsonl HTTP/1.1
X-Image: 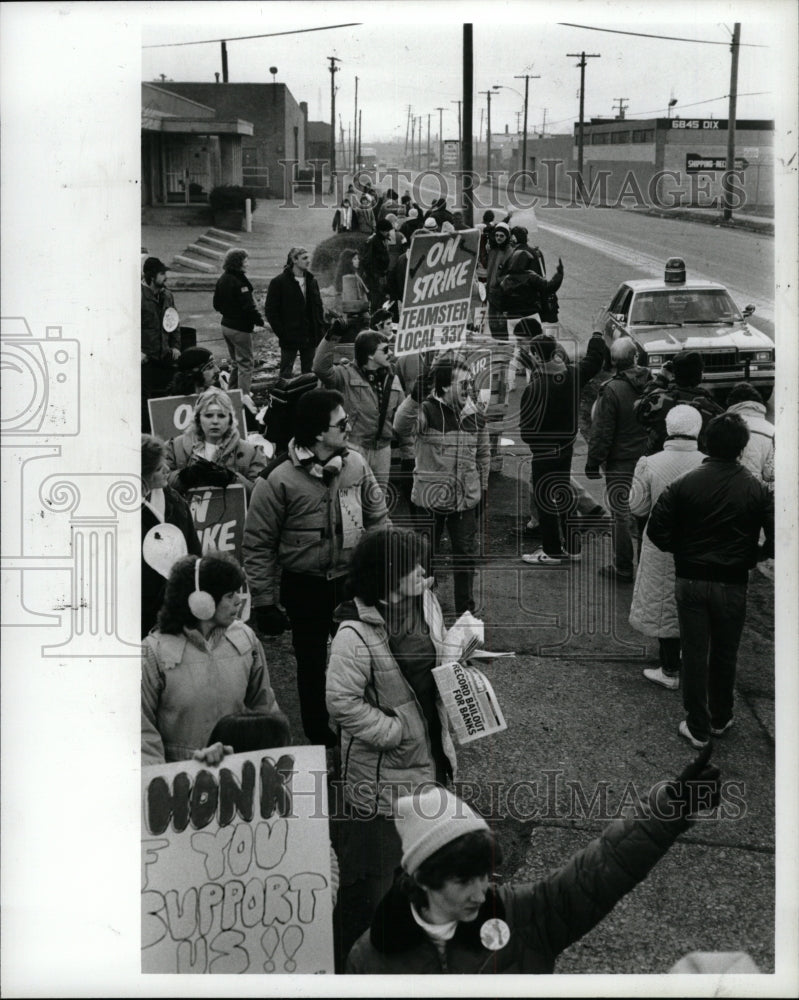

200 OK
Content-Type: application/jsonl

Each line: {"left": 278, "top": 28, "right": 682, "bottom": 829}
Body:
{"left": 520, "top": 332, "right": 606, "bottom": 564}
{"left": 348, "top": 763, "right": 721, "bottom": 973}
{"left": 212, "top": 248, "right": 263, "bottom": 396}
{"left": 425, "top": 196, "right": 455, "bottom": 230}
{"left": 634, "top": 350, "right": 724, "bottom": 455}
{"left": 586, "top": 337, "right": 652, "bottom": 581}
{"left": 361, "top": 220, "right": 393, "bottom": 312}
{"left": 264, "top": 247, "right": 326, "bottom": 379}
{"left": 647, "top": 412, "right": 774, "bottom": 748}
{"left": 141, "top": 256, "right": 180, "bottom": 431}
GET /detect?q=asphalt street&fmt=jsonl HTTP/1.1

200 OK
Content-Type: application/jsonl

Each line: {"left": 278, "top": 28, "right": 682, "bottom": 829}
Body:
{"left": 143, "top": 184, "right": 779, "bottom": 975}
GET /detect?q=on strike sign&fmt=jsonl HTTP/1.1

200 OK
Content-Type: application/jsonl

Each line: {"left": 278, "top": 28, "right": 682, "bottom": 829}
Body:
{"left": 395, "top": 229, "right": 479, "bottom": 356}
{"left": 141, "top": 746, "right": 334, "bottom": 974}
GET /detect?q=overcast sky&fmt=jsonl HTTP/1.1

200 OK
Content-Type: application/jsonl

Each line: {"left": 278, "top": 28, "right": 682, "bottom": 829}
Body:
{"left": 141, "top": 0, "right": 789, "bottom": 143}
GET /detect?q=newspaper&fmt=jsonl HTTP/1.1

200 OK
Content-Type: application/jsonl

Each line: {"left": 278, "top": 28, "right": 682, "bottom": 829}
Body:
{"left": 432, "top": 660, "right": 508, "bottom": 745}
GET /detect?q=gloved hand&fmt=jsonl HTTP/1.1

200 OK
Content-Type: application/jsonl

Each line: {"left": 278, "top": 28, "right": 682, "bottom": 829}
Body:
{"left": 556, "top": 257, "right": 564, "bottom": 276}
{"left": 256, "top": 604, "right": 290, "bottom": 636}
{"left": 584, "top": 464, "right": 602, "bottom": 481}
{"left": 176, "top": 463, "right": 205, "bottom": 490}
{"left": 671, "top": 744, "right": 721, "bottom": 817}
{"left": 185, "top": 459, "right": 236, "bottom": 489}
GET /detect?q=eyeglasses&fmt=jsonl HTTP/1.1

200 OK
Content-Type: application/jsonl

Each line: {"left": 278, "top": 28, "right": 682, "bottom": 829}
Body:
{"left": 329, "top": 416, "right": 349, "bottom": 431}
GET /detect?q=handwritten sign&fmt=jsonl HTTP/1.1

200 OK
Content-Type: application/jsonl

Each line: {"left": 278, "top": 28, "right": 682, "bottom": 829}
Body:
{"left": 148, "top": 389, "right": 247, "bottom": 442}
{"left": 395, "top": 230, "right": 479, "bottom": 356}
{"left": 187, "top": 484, "right": 247, "bottom": 563}
{"left": 141, "top": 746, "right": 334, "bottom": 974}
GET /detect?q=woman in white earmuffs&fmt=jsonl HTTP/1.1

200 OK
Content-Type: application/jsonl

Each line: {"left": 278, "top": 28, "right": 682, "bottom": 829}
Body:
{"left": 141, "top": 552, "right": 289, "bottom": 766}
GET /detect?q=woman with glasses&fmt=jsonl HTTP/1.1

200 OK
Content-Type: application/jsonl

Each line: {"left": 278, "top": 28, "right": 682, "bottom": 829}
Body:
{"left": 141, "top": 551, "right": 288, "bottom": 766}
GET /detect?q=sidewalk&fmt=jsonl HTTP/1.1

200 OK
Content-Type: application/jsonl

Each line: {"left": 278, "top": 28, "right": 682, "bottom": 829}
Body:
{"left": 142, "top": 192, "right": 336, "bottom": 290}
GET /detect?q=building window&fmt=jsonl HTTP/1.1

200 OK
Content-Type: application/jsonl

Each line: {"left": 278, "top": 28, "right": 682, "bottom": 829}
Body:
{"left": 632, "top": 129, "right": 654, "bottom": 143}
{"left": 611, "top": 131, "right": 631, "bottom": 144}
{"left": 592, "top": 132, "right": 609, "bottom": 145}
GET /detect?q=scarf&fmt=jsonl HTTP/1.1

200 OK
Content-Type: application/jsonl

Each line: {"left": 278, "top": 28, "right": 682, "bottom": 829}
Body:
{"left": 293, "top": 443, "right": 348, "bottom": 485}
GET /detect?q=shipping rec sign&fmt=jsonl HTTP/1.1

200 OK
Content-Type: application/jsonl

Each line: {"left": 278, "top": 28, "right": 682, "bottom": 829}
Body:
{"left": 395, "top": 229, "right": 479, "bottom": 356}
{"left": 686, "top": 153, "right": 748, "bottom": 173}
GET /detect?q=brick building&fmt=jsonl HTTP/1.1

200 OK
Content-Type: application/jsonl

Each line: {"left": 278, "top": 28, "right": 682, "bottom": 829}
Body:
{"left": 158, "top": 82, "right": 308, "bottom": 199}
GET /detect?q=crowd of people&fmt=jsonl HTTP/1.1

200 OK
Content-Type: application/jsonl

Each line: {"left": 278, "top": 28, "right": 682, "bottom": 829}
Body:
{"left": 139, "top": 185, "right": 774, "bottom": 973}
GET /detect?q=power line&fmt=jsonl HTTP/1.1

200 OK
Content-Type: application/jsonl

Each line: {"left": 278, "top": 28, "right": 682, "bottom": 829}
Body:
{"left": 143, "top": 24, "right": 361, "bottom": 49}
{"left": 541, "top": 91, "right": 771, "bottom": 130}
{"left": 558, "top": 22, "right": 767, "bottom": 47}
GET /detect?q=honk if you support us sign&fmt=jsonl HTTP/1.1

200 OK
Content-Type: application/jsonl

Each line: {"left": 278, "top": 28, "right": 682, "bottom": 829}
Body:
{"left": 395, "top": 229, "right": 480, "bottom": 356}
{"left": 141, "top": 746, "right": 334, "bottom": 974}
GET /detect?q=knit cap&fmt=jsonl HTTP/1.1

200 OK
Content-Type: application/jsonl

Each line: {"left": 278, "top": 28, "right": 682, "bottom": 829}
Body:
{"left": 494, "top": 222, "right": 511, "bottom": 238}
{"left": 672, "top": 350, "right": 704, "bottom": 386}
{"left": 666, "top": 403, "right": 702, "bottom": 438}
{"left": 423, "top": 217, "right": 438, "bottom": 230}
{"left": 177, "top": 346, "right": 213, "bottom": 372}
{"left": 395, "top": 788, "right": 489, "bottom": 875}
{"left": 408, "top": 208, "right": 419, "bottom": 219}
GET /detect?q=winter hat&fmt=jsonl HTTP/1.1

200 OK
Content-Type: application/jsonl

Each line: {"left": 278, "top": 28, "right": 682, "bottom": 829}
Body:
{"left": 142, "top": 256, "right": 169, "bottom": 280}
{"left": 666, "top": 403, "right": 702, "bottom": 438}
{"left": 408, "top": 208, "right": 419, "bottom": 220}
{"left": 494, "top": 222, "right": 511, "bottom": 239}
{"left": 423, "top": 217, "right": 438, "bottom": 230}
{"left": 395, "top": 787, "right": 489, "bottom": 875}
{"left": 441, "top": 221, "right": 456, "bottom": 234}
{"left": 510, "top": 225, "right": 529, "bottom": 245}
{"left": 177, "top": 347, "right": 214, "bottom": 373}
{"left": 672, "top": 350, "right": 704, "bottom": 387}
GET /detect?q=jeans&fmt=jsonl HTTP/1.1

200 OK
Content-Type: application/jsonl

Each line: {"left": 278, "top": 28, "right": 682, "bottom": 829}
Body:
{"left": 279, "top": 343, "right": 315, "bottom": 379}
{"left": 530, "top": 448, "right": 580, "bottom": 558}
{"left": 605, "top": 463, "right": 639, "bottom": 577}
{"left": 280, "top": 570, "right": 350, "bottom": 747}
{"left": 675, "top": 577, "right": 747, "bottom": 741}
{"left": 222, "top": 325, "right": 254, "bottom": 396}
{"left": 424, "top": 507, "right": 478, "bottom": 615}
{"left": 658, "top": 636, "right": 681, "bottom": 677}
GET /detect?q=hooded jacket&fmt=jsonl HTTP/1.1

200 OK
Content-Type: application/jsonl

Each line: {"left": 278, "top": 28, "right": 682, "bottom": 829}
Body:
{"left": 634, "top": 376, "right": 723, "bottom": 456}
{"left": 325, "top": 591, "right": 457, "bottom": 815}
{"left": 264, "top": 266, "right": 326, "bottom": 348}
{"left": 242, "top": 442, "right": 388, "bottom": 607}
{"left": 647, "top": 457, "right": 774, "bottom": 583}
{"left": 141, "top": 283, "right": 179, "bottom": 361}
{"left": 394, "top": 393, "right": 490, "bottom": 512}
{"left": 347, "top": 785, "right": 690, "bottom": 973}
{"left": 586, "top": 365, "right": 652, "bottom": 470}
{"left": 725, "top": 399, "right": 774, "bottom": 486}
{"left": 313, "top": 338, "right": 405, "bottom": 451}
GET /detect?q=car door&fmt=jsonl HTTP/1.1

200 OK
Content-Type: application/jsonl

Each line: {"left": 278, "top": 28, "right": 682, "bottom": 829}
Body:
{"left": 602, "top": 286, "right": 633, "bottom": 345}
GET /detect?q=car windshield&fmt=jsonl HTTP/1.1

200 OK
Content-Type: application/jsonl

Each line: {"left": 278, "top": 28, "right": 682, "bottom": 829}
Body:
{"left": 630, "top": 289, "right": 742, "bottom": 326}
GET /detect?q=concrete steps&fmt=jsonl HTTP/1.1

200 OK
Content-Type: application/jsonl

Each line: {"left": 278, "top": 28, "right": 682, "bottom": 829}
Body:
{"left": 171, "top": 227, "right": 242, "bottom": 274}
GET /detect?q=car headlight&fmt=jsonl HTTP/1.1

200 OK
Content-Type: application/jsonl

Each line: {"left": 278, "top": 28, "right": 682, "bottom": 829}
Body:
{"left": 754, "top": 350, "right": 774, "bottom": 362}
{"left": 647, "top": 354, "right": 664, "bottom": 366}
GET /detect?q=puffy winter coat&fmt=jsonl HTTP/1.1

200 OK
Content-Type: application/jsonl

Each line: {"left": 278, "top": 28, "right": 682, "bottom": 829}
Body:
{"left": 628, "top": 440, "right": 705, "bottom": 638}
{"left": 586, "top": 366, "right": 652, "bottom": 470}
{"left": 647, "top": 457, "right": 774, "bottom": 583}
{"left": 213, "top": 269, "right": 263, "bottom": 333}
{"left": 242, "top": 443, "right": 388, "bottom": 607}
{"left": 264, "top": 267, "right": 326, "bottom": 348}
{"left": 141, "top": 621, "right": 286, "bottom": 766}
{"left": 726, "top": 400, "right": 774, "bottom": 487}
{"left": 634, "top": 377, "right": 723, "bottom": 455}
{"left": 313, "top": 338, "right": 405, "bottom": 451}
{"left": 347, "top": 785, "right": 690, "bottom": 973}
{"left": 164, "top": 432, "right": 266, "bottom": 496}
{"left": 394, "top": 394, "right": 490, "bottom": 512}
{"left": 325, "top": 591, "right": 457, "bottom": 815}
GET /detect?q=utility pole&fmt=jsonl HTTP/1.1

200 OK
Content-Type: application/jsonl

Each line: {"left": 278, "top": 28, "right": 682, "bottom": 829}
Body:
{"left": 722, "top": 22, "right": 741, "bottom": 221}
{"left": 541, "top": 108, "right": 548, "bottom": 137}
{"left": 613, "top": 97, "right": 629, "bottom": 120}
{"left": 427, "top": 113, "right": 431, "bottom": 168}
{"left": 353, "top": 76, "right": 359, "bottom": 174}
{"left": 567, "top": 51, "right": 600, "bottom": 185}
{"left": 358, "top": 109, "right": 362, "bottom": 174}
{"left": 327, "top": 56, "right": 341, "bottom": 195}
{"left": 463, "top": 24, "right": 474, "bottom": 226}
{"left": 478, "top": 87, "right": 499, "bottom": 182}
{"left": 451, "top": 99, "right": 462, "bottom": 169}
{"left": 404, "top": 104, "right": 412, "bottom": 157}
{"left": 221, "top": 41, "right": 229, "bottom": 82}
{"left": 435, "top": 106, "right": 445, "bottom": 171}
{"left": 417, "top": 115, "right": 422, "bottom": 170}
{"left": 514, "top": 72, "right": 539, "bottom": 191}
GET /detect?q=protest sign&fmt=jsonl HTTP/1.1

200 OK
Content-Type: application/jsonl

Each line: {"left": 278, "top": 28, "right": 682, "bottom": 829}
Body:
{"left": 432, "top": 660, "right": 507, "bottom": 745}
{"left": 148, "top": 389, "right": 247, "bottom": 442}
{"left": 187, "top": 483, "right": 247, "bottom": 563}
{"left": 395, "top": 229, "right": 480, "bottom": 357}
{"left": 141, "top": 746, "right": 334, "bottom": 974}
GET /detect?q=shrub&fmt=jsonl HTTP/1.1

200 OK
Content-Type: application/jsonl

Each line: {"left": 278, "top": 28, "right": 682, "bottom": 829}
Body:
{"left": 209, "top": 185, "right": 258, "bottom": 214}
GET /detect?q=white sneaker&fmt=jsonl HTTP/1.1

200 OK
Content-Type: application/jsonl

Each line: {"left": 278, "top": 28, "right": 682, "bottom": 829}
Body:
{"left": 522, "top": 549, "right": 563, "bottom": 566}
{"left": 643, "top": 667, "right": 679, "bottom": 690}
{"left": 678, "top": 720, "right": 709, "bottom": 750}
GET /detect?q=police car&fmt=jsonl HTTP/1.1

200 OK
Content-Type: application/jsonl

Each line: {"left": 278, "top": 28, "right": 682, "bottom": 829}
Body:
{"left": 594, "top": 258, "right": 775, "bottom": 400}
